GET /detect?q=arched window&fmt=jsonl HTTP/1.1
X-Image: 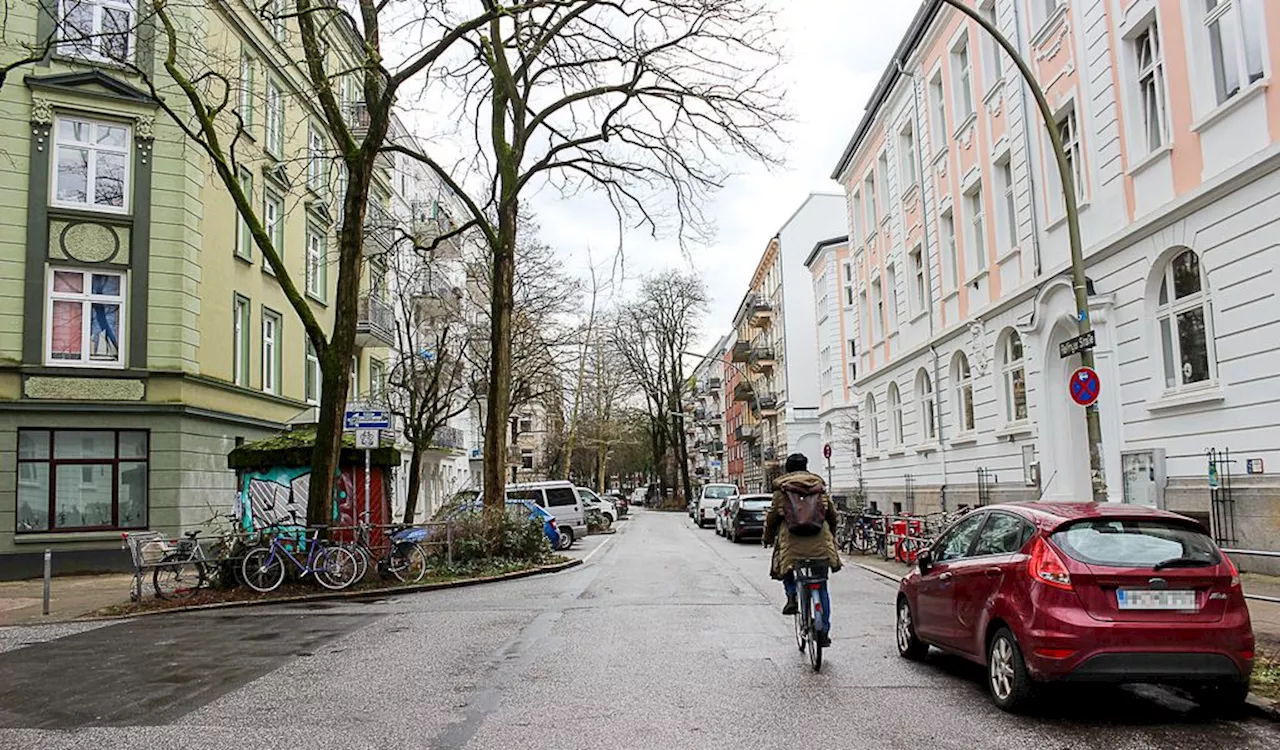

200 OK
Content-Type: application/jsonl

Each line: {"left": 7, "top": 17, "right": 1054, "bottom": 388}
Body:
{"left": 952, "top": 353, "right": 975, "bottom": 433}
{"left": 888, "top": 382, "right": 904, "bottom": 447}
{"left": 864, "top": 394, "right": 879, "bottom": 452}
{"left": 916, "top": 369, "right": 936, "bottom": 441}
{"left": 1156, "top": 249, "right": 1215, "bottom": 391}
{"left": 1000, "top": 330, "right": 1027, "bottom": 422}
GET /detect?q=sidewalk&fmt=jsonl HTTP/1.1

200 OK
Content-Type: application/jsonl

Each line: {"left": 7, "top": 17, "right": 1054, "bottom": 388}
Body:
{"left": 0, "top": 573, "right": 135, "bottom": 627}
{"left": 848, "top": 554, "right": 1280, "bottom": 648}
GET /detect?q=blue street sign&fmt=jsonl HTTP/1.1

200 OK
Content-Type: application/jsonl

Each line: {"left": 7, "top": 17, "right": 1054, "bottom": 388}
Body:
{"left": 1069, "top": 367, "right": 1100, "bottom": 407}
{"left": 344, "top": 409, "right": 390, "bottom": 430}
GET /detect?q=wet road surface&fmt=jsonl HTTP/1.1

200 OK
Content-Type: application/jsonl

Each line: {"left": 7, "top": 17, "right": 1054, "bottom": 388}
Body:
{"left": 0, "top": 509, "right": 1276, "bottom": 748}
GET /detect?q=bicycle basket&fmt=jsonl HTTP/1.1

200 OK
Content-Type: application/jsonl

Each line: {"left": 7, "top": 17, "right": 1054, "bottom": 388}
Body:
{"left": 794, "top": 560, "right": 829, "bottom": 582}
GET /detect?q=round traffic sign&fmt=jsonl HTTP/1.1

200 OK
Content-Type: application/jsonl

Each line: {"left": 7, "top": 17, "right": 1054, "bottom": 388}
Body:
{"left": 1069, "top": 366, "right": 1100, "bottom": 407}
{"left": 823, "top": 443, "right": 832, "bottom": 459}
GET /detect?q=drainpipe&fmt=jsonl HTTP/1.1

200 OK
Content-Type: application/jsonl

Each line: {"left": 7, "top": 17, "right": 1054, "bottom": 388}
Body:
{"left": 1008, "top": 0, "right": 1044, "bottom": 277}
{"left": 897, "top": 57, "right": 950, "bottom": 511}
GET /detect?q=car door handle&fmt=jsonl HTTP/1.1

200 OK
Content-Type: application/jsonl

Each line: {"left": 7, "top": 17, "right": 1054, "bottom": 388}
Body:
{"left": 984, "top": 567, "right": 1002, "bottom": 578}
{"left": 939, "top": 572, "right": 952, "bottom": 582}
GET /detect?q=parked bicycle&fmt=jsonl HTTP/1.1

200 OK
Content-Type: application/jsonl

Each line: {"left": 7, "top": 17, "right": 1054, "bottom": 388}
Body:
{"left": 791, "top": 558, "right": 830, "bottom": 673}
{"left": 240, "top": 521, "right": 359, "bottom": 593}
{"left": 152, "top": 513, "right": 249, "bottom": 599}
{"left": 345, "top": 524, "right": 430, "bottom": 584}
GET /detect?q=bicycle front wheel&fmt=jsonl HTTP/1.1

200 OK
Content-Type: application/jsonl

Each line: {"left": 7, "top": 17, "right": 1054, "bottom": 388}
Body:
{"left": 390, "top": 542, "right": 428, "bottom": 584}
{"left": 350, "top": 544, "right": 371, "bottom": 583}
{"left": 153, "top": 553, "right": 204, "bottom": 600}
{"left": 241, "top": 547, "right": 285, "bottom": 593}
{"left": 314, "top": 546, "right": 358, "bottom": 590}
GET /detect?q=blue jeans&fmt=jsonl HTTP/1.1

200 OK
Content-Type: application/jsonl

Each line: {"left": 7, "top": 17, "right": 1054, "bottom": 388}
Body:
{"left": 783, "top": 572, "right": 831, "bottom": 634}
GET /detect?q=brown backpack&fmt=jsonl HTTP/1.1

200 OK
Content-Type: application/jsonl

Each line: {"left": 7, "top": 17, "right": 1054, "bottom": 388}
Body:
{"left": 782, "top": 488, "right": 825, "bottom": 536}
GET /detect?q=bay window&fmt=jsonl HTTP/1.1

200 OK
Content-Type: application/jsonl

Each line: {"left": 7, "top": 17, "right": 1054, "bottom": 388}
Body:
{"left": 53, "top": 116, "right": 129, "bottom": 212}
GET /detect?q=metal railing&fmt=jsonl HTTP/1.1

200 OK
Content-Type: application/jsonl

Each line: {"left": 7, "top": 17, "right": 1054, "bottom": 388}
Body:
{"left": 432, "top": 425, "right": 464, "bottom": 450}
{"left": 357, "top": 294, "right": 395, "bottom": 345}
{"left": 1221, "top": 548, "right": 1280, "bottom": 604}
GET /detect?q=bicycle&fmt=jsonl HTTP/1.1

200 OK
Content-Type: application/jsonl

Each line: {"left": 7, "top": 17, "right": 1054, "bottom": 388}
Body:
{"left": 152, "top": 513, "right": 245, "bottom": 599}
{"left": 792, "top": 558, "right": 830, "bottom": 673}
{"left": 346, "top": 524, "right": 430, "bottom": 584}
{"left": 240, "top": 523, "right": 359, "bottom": 593}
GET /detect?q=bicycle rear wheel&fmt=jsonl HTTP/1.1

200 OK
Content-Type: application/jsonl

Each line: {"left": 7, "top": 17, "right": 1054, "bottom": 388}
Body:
{"left": 153, "top": 553, "right": 204, "bottom": 599}
{"left": 350, "top": 544, "right": 371, "bottom": 583}
{"left": 241, "top": 547, "right": 285, "bottom": 593}
{"left": 794, "top": 608, "right": 806, "bottom": 652}
{"left": 807, "top": 591, "right": 824, "bottom": 672}
{"left": 314, "top": 546, "right": 358, "bottom": 590}
{"left": 389, "top": 542, "right": 427, "bottom": 584}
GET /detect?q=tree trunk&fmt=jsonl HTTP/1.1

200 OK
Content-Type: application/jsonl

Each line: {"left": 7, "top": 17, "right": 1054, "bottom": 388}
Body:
{"left": 677, "top": 413, "right": 694, "bottom": 506}
{"left": 308, "top": 361, "right": 348, "bottom": 527}
{"left": 402, "top": 443, "right": 426, "bottom": 524}
{"left": 482, "top": 218, "right": 516, "bottom": 518}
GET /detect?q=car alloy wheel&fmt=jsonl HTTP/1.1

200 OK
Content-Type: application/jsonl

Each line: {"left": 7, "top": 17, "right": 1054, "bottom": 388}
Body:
{"left": 896, "top": 599, "right": 927, "bottom": 660}
{"left": 986, "top": 628, "right": 1033, "bottom": 712}
{"left": 989, "top": 638, "right": 1015, "bottom": 701}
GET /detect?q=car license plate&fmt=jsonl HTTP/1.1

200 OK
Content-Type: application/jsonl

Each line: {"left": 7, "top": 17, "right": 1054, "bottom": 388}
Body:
{"left": 1116, "top": 589, "right": 1197, "bottom": 611}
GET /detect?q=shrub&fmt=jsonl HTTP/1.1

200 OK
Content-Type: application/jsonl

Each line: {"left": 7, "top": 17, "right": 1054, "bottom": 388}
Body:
{"left": 437, "top": 506, "right": 552, "bottom": 566}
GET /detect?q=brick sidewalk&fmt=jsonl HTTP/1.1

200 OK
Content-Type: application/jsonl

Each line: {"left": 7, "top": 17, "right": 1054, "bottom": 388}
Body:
{"left": 849, "top": 554, "right": 1280, "bottom": 647}
{"left": 0, "top": 574, "right": 134, "bottom": 627}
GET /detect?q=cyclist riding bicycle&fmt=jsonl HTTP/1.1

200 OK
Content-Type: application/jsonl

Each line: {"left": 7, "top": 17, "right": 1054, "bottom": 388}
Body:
{"left": 763, "top": 452, "right": 842, "bottom": 647}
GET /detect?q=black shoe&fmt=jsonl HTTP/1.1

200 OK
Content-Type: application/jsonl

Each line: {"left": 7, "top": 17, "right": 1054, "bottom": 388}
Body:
{"left": 816, "top": 631, "right": 832, "bottom": 647}
{"left": 781, "top": 595, "right": 798, "bottom": 615}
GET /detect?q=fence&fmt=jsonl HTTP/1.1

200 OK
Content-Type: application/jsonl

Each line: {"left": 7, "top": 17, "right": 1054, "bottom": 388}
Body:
{"left": 1222, "top": 548, "right": 1280, "bottom": 604}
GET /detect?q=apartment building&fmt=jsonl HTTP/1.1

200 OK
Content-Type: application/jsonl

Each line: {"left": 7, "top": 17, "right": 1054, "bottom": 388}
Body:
{"left": 804, "top": 235, "right": 862, "bottom": 505}
{"left": 832, "top": 0, "right": 1280, "bottom": 562}
{"left": 0, "top": 1, "right": 442, "bottom": 575}
{"left": 688, "top": 336, "right": 730, "bottom": 485}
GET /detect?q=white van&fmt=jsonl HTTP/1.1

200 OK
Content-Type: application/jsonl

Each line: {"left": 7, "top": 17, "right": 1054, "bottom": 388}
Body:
{"left": 695, "top": 484, "right": 738, "bottom": 528}
{"left": 506, "top": 480, "right": 589, "bottom": 549}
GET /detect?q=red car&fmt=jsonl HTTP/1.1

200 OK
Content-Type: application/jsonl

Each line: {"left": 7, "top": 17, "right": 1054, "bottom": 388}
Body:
{"left": 895, "top": 502, "right": 1253, "bottom": 713}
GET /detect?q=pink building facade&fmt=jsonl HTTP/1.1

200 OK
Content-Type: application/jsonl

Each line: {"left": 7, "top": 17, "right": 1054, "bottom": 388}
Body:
{"left": 832, "top": 0, "right": 1280, "bottom": 560}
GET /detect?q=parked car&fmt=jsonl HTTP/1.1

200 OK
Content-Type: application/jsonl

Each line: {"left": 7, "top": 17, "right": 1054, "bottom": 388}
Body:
{"left": 605, "top": 491, "right": 629, "bottom": 516}
{"left": 630, "top": 487, "right": 647, "bottom": 508}
{"left": 895, "top": 502, "right": 1254, "bottom": 714}
{"left": 714, "top": 498, "right": 733, "bottom": 536}
{"left": 506, "top": 481, "right": 589, "bottom": 549}
{"left": 576, "top": 486, "right": 617, "bottom": 526}
{"left": 695, "top": 484, "right": 737, "bottom": 528}
{"left": 436, "top": 495, "right": 560, "bottom": 551}
{"left": 726, "top": 494, "right": 771, "bottom": 543}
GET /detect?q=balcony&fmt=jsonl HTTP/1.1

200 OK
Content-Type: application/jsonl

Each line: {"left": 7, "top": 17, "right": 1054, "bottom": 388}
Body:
{"left": 693, "top": 406, "right": 707, "bottom": 421}
{"left": 734, "top": 424, "right": 758, "bottom": 443}
{"left": 732, "top": 382, "right": 753, "bottom": 403}
{"left": 749, "top": 345, "right": 776, "bottom": 372}
{"left": 763, "top": 446, "right": 778, "bottom": 463}
{"left": 749, "top": 296, "right": 774, "bottom": 328}
{"left": 411, "top": 203, "right": 464, "bottom": 260}
{"left": 731, "top": 341, "right": 750, "bottom": 363}
{"left": 432, "top": 425, "right": 464, "bottom": 451}
{"left": 414, "top": 279, "right": 463, "bottom": 320}
{"left": 346, "top": 101, "right": 371, "bottom": 135}
{"left": 356, "top": 294, "right": 395, "bottom": 347}
{"left": 364, "top": 203, "right": 396, "bottom": 256}
{"left": 711, "top": 440, "right": 725, "bottom": 454}
{"left": 707, "top": 377, "right": 722, "bottom": 393}
{"left": 751, "top": 393, "right": 779, "bottom": 418}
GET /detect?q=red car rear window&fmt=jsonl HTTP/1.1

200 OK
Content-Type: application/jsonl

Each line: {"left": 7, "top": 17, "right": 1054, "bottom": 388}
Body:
{"left": 1049, "top": 519, "right": 1221, "bottom": 569}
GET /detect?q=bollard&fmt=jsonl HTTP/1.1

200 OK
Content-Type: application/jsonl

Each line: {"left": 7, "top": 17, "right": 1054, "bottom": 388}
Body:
{"left": 42, "top": 548, "right": 51, "bottom": 616}
{"left": 446, "top": 523, "right": 453, "bottom": 565}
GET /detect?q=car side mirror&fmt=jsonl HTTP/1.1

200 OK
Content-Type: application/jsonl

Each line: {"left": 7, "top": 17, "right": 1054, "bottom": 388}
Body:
{"left": 917, "top": 549, "right": 933, "bottom": 574}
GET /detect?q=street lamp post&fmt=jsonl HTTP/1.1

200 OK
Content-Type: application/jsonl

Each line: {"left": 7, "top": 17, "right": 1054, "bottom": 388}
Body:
{"left": 940, "top": 0, "right": 1106, "bottom": 501}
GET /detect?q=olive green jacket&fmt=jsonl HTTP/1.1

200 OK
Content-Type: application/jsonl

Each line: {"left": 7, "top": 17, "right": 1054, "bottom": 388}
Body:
{"left": 762, "top": 471, "right": 842, "bottom": 580}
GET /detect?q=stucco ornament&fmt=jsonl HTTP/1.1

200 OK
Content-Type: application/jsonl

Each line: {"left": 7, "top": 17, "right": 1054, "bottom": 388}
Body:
{"left": 30, "top": 97, "right": 54, "bottom": 125}
{"left": 134, "top": 115, "right": 155, "bottom": 140}
{"left": 966, "top": 320, "right": 991, "bottom": 376}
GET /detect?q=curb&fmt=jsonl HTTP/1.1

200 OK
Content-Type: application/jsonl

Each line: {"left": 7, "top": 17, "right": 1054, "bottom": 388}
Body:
{"left": 61, "top": 558, "right": 584, "bottom": 624}
{"left": 853, "top": 561, "right": 1279, "bottom": 722}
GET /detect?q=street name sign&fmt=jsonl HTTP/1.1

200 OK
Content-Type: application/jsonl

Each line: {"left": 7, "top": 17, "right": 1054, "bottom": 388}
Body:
{"left": 344, "top": 409, "right": 390, "bottom": 430}
{"left": 1058, "top": 330, "right": 1097, "bottom": 358}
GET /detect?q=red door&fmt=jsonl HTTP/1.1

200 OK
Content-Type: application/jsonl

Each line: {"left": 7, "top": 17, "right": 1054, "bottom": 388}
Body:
{"left": 948, "top": 512, "right": 1034, "bottom": 656}
{"left": 914, "top": 513, "right": 986, "bottom": 645}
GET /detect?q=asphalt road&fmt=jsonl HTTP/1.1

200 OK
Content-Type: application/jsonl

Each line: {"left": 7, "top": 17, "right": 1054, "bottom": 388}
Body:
{"left": 0, "top": 510, "right": 1277, "bottom": 749}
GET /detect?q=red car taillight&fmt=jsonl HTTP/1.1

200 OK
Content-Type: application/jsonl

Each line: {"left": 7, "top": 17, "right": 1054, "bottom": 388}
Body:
{"left": 1224, "top": 553, "right": 1241, "bottom": 589}
{"left": 1028, "top": 536, "right": 1073, "bottom": 591}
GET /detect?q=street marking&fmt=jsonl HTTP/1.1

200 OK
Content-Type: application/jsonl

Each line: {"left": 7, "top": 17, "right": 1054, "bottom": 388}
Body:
{"left": 581, "top": 536, "right": 613, "bottom": 565}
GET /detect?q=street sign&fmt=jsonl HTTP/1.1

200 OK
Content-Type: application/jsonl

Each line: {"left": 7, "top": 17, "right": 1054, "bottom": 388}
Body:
{"left": 1247, "top": 458, "right": 1265, "bottom": 475}
{"left": 823, "top": 443, "right": 832, "bottom": 459}
{"left": 1058, "top": 330, "right": 1097, "bottom": 358}
{"left": 710, "top": 459, "right": 722, "bottom": 470}
{"left": 354, "top": 428, "right": 380, "bottom": 449}
{"left": 344, "top": 409, "right": 390, "bottom": 430}
{"left": 1068, "top": 367, "right": 1100, "bottom": 407}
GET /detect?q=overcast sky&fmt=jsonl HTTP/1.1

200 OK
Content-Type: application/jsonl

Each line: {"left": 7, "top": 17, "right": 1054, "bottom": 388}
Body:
{"left": 523, "top": 1, "right": 921, "bottom": 352}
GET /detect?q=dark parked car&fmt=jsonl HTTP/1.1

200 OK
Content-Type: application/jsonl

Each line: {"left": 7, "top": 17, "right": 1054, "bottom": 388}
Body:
{"left": 895, "top": 502, "right": 1253, "bottom": 714}
{"left": 726, "top": 494, "right": 771, "bottom": 543}
{"left": 605, "top": 491, "right": 629, "bottom": 516}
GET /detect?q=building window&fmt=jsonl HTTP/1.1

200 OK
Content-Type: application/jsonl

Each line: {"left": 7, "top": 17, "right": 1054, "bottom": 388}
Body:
{"left": 233, "top": 295, "right": 250, "bottom": 386}
{"left": 370, "top": 359, "right": 386, "bottom": 401}
{"left": 1001, "top": 329, "right": 1027, "bottom": 422}
{"left": 928, "top": 71, "right": 947, "bottom": 153}
{"left": 940, "top": 209, "right": 958, "bottom": 290}
{"left": 262, "top": 309, "right": 281, "bottom": 395}
{"left": 266, "top": 79, "right": 284, "bottom": 157}
{"left": 899, "top": 123, "right": 917, "bottom": 190}
{"left": 995, "top": 157, "right": 1016, "bottom": 254}
{"left": 1133, "top": 23, "right": 1168, "bottom": 153}
{"left": 847, "top": 338, "right": 858, "bottom": 382}
{"left": 1057, "top": 108, "right": 1084, "bottom": 199}
{"left": 885, "top": 263, "right": 900, "bottom": 331}
{"left": 16, "top": 429, "right": 148, "bottom": 533}
{"left": 350, "top": 356, "right": 360, "bottom": 400}
{"left": 47, "top": 268, "right": 124, "bottom": 367}
{"left": 916, "top": 369, "right": 937, "bottom": 442}
{"left": 850, "top": 190, "right": 863, "bottom": 241}
{"left": 1203, "top": 0, "right": 1266, "bottom": 105}
{"left": 888, "top": 382, "right": 904, "bottom": 447}
{"left": 869, "top": 277, "right": 884, "bottom": 341}
{"left": 1156, "top": 249, "right": 1216, "bottom": 391}
{"left": 306, "top": 227, "right": 326, "bottom": 299}
{"left": 58, "top": 0, "right": 134, "bottom": 63}
{"left": 521, "top": 448, "right": 534, "bottom": 470}
{"left": 909, "top": 246, "right": 926, "bottom": 314}
{"left": 267, "top": 0, "right": 288, "bottom": 42}
{"left": 820, "top": 348, "right": 832, "bottom": 393}
{"left": 264, "top": 191, "right": 284, "bottom": 271}
{"left": 1032, "top": 0, "right": 1062, "bottom": 30}
{"left": 842, "top": 262, "right": 855, "bottom": 307}
{"left": 965, "top": 183, "right": 987, "bottom": 276}
{"left": 877, "top": 152, "right": 890, "bottom": 214}
{"left": 979, "top": 0, "right": 1001, "bottom": 92}
{"left": 236, "top": 169, "right": 254, "bottom": 260}
{"left": 519, "top": 416, "right": 534, "bottom": 433}
{"left": 239, "top": 51, "right": 255, "bottom": 130}
{"left": 864, "top": 394, "right": 879, "bottom": 452}
{"left": 305, "top": 340, "right": 320, "bottom": 404}
{"left": 53, "top": 116, "right": 129, "bottom": 212}
{"left": 308, "top": 125, "right": 326, "bottom": 191}
{"left": 863, "top": 173, "right": 877, "bottom": 233}
{"left": 858, "top": 290, "right": 869, "bottom": 344}
{"left": 953, "top": 353, "right": 975, "bottom": 433}
{"left": 952, "top": 36, "right": 975, "bottom": 123}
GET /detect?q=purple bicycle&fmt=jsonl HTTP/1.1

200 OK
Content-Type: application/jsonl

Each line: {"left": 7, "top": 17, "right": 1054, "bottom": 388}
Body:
{"left": 240, "top": 522, "right": 358, "bottom": 593}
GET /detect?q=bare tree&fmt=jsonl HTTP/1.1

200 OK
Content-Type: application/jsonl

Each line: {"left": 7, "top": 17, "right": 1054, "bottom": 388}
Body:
{"left": 392, "top": 0, "right": 786, "bottom": 514}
